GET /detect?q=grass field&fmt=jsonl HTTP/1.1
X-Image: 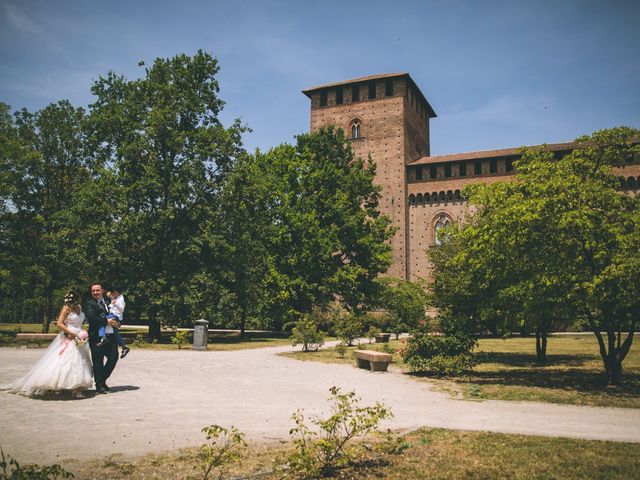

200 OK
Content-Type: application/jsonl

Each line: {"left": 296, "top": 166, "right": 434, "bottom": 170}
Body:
{"left": 282, "top": 334, "right": 640, "bottom": 408}
{"left": 56, "top": 427, "right": 640, "bottom": 480}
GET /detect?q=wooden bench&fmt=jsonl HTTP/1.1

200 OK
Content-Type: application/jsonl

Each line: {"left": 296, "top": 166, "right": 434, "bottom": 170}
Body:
{"left": 375, "top": 333, "right": 391, "bottom": 343}
{"left": 353, "top": 349, "right": 393, "bottom": 372}
{"left": 15, "top": 333, "right": 58, "bottom": 347}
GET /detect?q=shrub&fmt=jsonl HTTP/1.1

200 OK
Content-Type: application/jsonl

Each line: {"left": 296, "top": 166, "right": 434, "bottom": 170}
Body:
{"left": 335, "top": 342, "right": 348, "bottom": 358}
{"left": 1, "top": 447, "right": 74, "bottom": 479}
{"left": 199, "top": 425, "right": 246, "bottom": 480}
{"left": 171, "top": 330, "right": 190, "bottom": 349}
{"left": 402, "top": 329, "right": 476, "bottom": 376}
{"left": 380, "top": 343, "right": 396, "bottom": 355}
{"left": 132, "top": 334, "right": 146, "bottom": 348}
{"left": 333, "top": 314, "right": 363, "bottom": 346}
{"left": 285, "top": 387, "right": 392, "bottom": 479}
{"left": 365, "top": 325, "right": 382, "bottom": 344}
{"left": 290, "top": 316, "right": 325, "bottom": 352}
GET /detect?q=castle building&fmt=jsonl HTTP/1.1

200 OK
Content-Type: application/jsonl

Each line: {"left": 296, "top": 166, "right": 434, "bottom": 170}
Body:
{"left": 303, "top": 73, "right": 640, "bottom": 280}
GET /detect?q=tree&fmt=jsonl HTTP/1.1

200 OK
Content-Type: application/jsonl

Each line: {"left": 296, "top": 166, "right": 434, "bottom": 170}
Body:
{"left": 430, "top": 127, "right": 640, "bottom": 382}
{"left": 376, "top": 277, "right": 428, "bottom": 338}
{"left": 86, "top": 50, "right": 246, "bottom": 339}
{"left": 0, "top": 101, "right": 90, "bottom": 331}
{"left": 257, "top": 127, "right": 394, "bottom": 317}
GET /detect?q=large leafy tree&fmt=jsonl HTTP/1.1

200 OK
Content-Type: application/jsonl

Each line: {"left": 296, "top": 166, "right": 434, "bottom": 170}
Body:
{"left": 430, "top": 127, "right": 640, "bottom": 382}
{"left": 86, "top": 50, "right": 246, "bottom": 338}
{"left": 214, "top": 127, "right": 394, "bottom": 332}
{"left": 376, "top": 277, "right": 428, "bottom": 338}
{"left": 261, "top": 127, "right": 394, "bottom": 317}
{"left": 0, "top": 101, "right": 90, "bottom": 331}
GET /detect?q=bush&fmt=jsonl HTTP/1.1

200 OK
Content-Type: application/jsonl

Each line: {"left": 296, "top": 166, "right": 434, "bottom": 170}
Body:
{"left": 333, "top": 314, "right": 363, "bottom": 346}
{"left": 290, "top": 316, "right": 325, "bottom": 352}
{"left": 402, "top": 329, "right": 476, "bottom": 376}
{"left": 365, "top": 325, "right": 381, "bottom": 344}
{"left": 199, "top": 425, "right": 246, "bottom": 480}
{"left": 171, "top": 330, "right": 190, "bottom": 349}
{"left": 1, "top": 448, "right": 74, "bottom": 479}
{"left": 285, "top": 387, "right": 392, "bottom": 479}
{"left": 335, "top": 342, "right": 348, "bottom": 358}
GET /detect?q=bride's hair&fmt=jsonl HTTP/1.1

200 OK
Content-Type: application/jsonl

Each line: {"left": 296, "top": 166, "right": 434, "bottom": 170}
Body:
{"left": 63, "top": 288, "right": 81, "bottom": 307}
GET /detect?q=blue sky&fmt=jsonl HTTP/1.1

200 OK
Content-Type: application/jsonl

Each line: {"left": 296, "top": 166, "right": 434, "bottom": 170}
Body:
{"left": 1, "top": 0, "right": 639, "bottom": 156}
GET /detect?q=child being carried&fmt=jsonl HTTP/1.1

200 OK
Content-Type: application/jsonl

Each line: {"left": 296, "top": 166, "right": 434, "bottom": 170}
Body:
{"left": 97, "top": 287, "right": 131, "bottom": 358}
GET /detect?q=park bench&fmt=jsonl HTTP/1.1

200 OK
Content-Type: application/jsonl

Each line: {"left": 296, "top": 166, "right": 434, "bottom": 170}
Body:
{"left": 15, "top": 333, "right": 58, "bottom": 347}
{"left": 353, "top": 349, "right": 393, "bottom": 372}
{"left": 375, "top": 333, "right": 391, "bottom": 343}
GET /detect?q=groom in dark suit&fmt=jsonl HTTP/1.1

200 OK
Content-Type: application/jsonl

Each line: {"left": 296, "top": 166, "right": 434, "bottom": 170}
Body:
{"left": 86, "top": 283, "right": 119, "bottom": 394}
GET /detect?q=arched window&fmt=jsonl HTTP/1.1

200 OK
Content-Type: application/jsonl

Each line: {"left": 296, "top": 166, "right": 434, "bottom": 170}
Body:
{"left": 350, "top": 121, "right": 361, "bottom": 140}
{"left": 409, "top": 194, "right": 416, "bottom": 205}
{"left": 454, "top": 190, "right": 461, "bottom": 201}
{"left": 416, "top": 193, "right": 423, "bottom": 204}
{"left": 424, "top": 192, "right": 431, "bottom": 203}
{"left": 434, "top": 215, "right": 451, "bottom": 246}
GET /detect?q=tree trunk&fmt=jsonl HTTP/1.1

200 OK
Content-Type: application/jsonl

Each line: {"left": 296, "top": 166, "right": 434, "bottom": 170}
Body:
{"left": 41, "top": 293, "right": 51, "bottom": 333}
{"left": 148, "top": 306, "right": 161, "bottom": 341}
{"left": 239, "top": 310, "right": 246, "bottom": 338}
{"left": 535, "top": 329, "right": 547, "bottom": 362}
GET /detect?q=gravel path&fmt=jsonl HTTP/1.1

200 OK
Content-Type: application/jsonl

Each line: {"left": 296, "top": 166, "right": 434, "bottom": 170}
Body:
{"left": 1, "top": 345, "right": 640, "bottom": 465}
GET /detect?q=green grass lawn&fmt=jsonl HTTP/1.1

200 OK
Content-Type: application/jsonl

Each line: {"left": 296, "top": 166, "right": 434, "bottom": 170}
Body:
{"left": 58, "top": 428, "right": 640, "bottom": 480}
{"left": 283, "top": 334, "right": 640, "bottom": 408}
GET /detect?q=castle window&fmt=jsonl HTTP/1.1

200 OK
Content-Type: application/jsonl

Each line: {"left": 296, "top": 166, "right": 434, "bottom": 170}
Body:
{"left": 434, "top": 215, "right": 451, "bottom": 246}
{"left": 385, "top": 79, "right": 394, "bottom": 97}
{"left": 444, "top": 164, "right": 452, "bottom": 178}
{"left": 368, "top": 81, "right": 376, "bottom": 99}
{"left": 505, "top": 158, "right": 514, "bottom": 172}
{"left": 319, "top": 91, "right": 327, "bottom": 107}
{"left": 352, "top": 85, "right": 360, "bottom": 102}
{"left": 474, "top": 160, "right": 482, "bottom": 175}
{"left": 351, "top": 121, "right": 361, "bottom": 140}
{"left": 415, "top": 166, "right": 423, "bottom": 180}
{"left": 459, "top": 162, "right": 467, "bottom": 176}
{"left": 430, "top": 165, "right": 437, "bottom": 179}
{"left": 336, "top": 87, "right": 343, "bottom": 105}
{"left": 490, "top": 159, "right": 497, "bottom": 174}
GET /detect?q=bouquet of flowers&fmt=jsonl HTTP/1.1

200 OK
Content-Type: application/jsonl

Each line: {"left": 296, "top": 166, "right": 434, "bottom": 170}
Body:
{"left": 75, "top": 330, "right": 89, "bottom": 347}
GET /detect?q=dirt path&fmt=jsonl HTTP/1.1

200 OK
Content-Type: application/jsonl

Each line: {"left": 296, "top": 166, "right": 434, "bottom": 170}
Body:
{"left": 1, "top": 345, "right": 639, "bottom": 465}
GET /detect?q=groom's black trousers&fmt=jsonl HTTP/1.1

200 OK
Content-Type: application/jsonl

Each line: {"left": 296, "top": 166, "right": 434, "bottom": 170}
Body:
{"left": 89, "top": 335, "right": 118, "bottom": 387}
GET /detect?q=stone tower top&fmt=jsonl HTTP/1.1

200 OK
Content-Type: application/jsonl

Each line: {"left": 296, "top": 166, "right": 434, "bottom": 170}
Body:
{"left": 302, "top": 72, "right": 437, "bottom": 120}
{"left": 303, "top": 72, "right": 436, "bottom": 279}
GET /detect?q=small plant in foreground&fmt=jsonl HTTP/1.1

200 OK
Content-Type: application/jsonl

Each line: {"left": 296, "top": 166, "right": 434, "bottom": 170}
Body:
{"left": 171, "top": 330, "right": 190, "bottom": 349}
{"left": 285, "top": 387, "right": 392, "bottom": 479}
{"left": 199, "top": 425, "right": 246, "bottom": 480}
{"left": 1, "top": 447, "right": 74, "bottom": 479}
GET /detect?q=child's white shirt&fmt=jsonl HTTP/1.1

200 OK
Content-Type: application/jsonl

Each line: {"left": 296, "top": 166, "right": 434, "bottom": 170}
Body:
{"left": 105, "top": 294, "right": 126, "bottom": 334}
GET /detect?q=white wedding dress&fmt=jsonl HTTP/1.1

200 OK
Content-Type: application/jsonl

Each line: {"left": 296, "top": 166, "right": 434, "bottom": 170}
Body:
{"left": 1, "top": 310, "right": 93, "bottom": 396}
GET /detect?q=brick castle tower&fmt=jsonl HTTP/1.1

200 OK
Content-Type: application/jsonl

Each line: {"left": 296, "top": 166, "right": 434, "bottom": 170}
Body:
{"left": 303, "top": 73, "right": 436, "bottom": 279}
{"left": 304, "top": 73, "right": 640, "bottom": 281}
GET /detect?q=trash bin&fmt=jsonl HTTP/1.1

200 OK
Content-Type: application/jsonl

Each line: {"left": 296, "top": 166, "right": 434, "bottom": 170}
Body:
{"left": 192, "top": 319, "right": 209, "bottom": 351}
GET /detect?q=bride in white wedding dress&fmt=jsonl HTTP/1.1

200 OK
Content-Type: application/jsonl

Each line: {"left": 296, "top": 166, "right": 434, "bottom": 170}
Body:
{"left": 1, "top": 288, "right": 93, "bottom": 397}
